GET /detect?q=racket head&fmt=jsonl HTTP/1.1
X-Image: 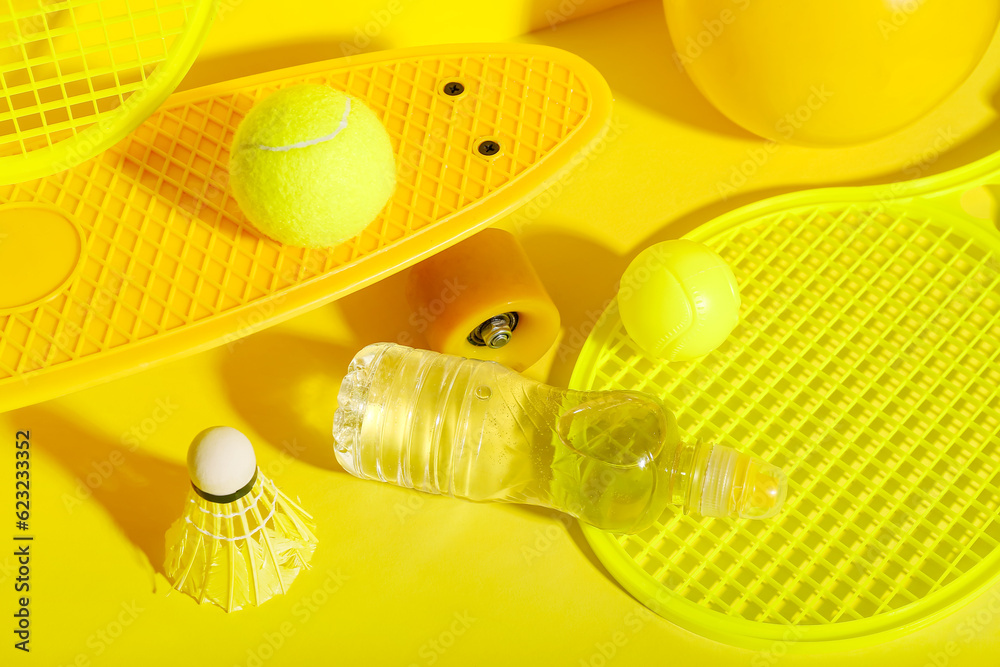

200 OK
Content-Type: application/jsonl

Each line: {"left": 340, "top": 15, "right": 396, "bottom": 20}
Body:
{"left": 0, "top": 0, "right": 217, "bottom": 183}
{"left": 571, "top": 161, "right": 1000, "bottom": 650}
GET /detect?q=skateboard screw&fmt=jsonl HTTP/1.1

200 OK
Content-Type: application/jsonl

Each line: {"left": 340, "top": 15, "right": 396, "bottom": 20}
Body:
{"left": 478, "top": 140, "right": 500, "bottom": 156}
{"left": 443, "top": 81, "right": 465, "bottom": 96}
{"left": 468, "top": 312, "right": 519, "bottom": 349}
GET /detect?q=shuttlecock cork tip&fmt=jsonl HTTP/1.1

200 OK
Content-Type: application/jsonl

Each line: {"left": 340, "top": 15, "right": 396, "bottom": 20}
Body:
{"left": 187, "top": 426, "right": 258, "bottom": 502}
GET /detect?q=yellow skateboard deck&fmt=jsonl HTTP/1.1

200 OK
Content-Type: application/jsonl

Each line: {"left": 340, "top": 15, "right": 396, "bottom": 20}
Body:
{"left": 0, "top": 43, "right": 612, "bottom": 412}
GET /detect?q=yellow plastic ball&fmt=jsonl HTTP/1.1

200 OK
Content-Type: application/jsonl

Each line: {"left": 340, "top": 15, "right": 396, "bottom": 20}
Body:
{"left": 618, "top": 240, "right": 740, "bottom": 361}
{"left": 664, "top": 0, "right": 1000, "bottom": 145}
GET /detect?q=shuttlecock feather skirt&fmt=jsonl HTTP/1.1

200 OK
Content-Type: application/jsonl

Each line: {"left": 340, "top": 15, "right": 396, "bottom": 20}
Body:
{"left": 164, "top": 469, "right": 317, "bottom": 611}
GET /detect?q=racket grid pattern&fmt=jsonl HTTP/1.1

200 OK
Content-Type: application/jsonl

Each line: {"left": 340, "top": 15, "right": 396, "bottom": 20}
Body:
{"left": 578, "top": 203, "right": 1000, "bottom": 628}
{"left": 1, "top": 0, "right": 197, "bottom": 157}
{"left": 0, "top": 51, "right": 594, "bottom": 390}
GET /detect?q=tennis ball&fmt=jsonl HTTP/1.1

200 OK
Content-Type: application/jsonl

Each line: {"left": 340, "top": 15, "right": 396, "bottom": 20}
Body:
{"left": 618, "top": 240, "right": 740, "bottom": 361}
{"left": 229, "top": 84, "right": 396, "bottom": 248}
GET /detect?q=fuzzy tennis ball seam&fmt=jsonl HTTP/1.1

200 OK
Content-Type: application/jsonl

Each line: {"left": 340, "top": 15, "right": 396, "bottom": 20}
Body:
{"left": 229, "top": 84, "right": 397, "bottom": 249}
{"left": 255, "top": 95, "right": 352, "bottom": 152}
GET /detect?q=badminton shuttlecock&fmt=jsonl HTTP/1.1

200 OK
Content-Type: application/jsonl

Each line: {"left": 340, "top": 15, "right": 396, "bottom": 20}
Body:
{"left": 164, "top": 426, "right": 317, "bottom": 611}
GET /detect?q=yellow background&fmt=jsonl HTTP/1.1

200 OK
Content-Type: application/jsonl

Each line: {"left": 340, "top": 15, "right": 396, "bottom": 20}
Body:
{"left": 5, "top": 0, "right": 1000, "bottom": 665}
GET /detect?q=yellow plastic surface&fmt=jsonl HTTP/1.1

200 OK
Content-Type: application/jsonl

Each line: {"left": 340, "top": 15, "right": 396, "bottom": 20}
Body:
{"left": 6, "top": 1, "right": 1000, "bottom": 665}
{"left": 572, "top": 144, "right": 1000, "bottom": 649}
{"left": 0, "top": 204, "right": 83, "bottom": 312}
{"left": 0, "top": 0, "right": 219, "bottom": 182}
{"left": 0, "top": 43, "right": 612, "bottom": 413}
{"left": 406, "top": 228, "right": 561, "bottom": 371}
{"left": 663, "top": 0, "right": 1000, "bottom": 145}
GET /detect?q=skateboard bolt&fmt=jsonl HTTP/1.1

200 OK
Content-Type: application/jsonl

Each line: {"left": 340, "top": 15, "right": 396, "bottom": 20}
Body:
{"left": 468, "top": 312, "right": 519, "bottom": 349}
{"left": 478, "top": 140, "right": 500, "bottom": 156}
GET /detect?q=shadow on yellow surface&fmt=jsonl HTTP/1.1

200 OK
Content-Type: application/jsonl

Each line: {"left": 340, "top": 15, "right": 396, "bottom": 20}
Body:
{"left": 518, "top": 504, "right": 619, "bottom": 580}
{"left": 532, "top": 0, "right": 756, "bottom": 141}
{"left": 18, "top": 405, "right": 188, "bottom": 575}
{"left": 183, "top": 39, "right": 382, "bottom": 91}
{"left": 220, "top": 270, "right": 420, "bottom": 471}
{"left": 518, "top": 231, "right": 625, "bottom": 386}
{"left": 220, "top": 329, "right": 353, "bottom": 471}
{"left": 335, "top": 270, "right": 419, "bottom": 346}
{"left": 927, "top": 82, "right": 1000, "bottom": 173}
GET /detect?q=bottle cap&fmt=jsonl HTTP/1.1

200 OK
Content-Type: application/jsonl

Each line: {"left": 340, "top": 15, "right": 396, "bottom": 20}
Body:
{"left": 735, "top": 457, "right": 787, "bottom": 520}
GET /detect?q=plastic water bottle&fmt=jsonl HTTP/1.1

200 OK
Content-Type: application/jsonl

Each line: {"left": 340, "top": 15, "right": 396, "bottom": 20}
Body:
{"left": 332, "top": 343, "right": 786, "bottom": 533}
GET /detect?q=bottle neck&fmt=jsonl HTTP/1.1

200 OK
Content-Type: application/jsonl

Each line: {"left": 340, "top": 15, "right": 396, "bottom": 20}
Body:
{"left": 664, "top": 441, "right": 712, "bottom": 514}
{"left": 663, "top": 441, "right": 787, "bottom": 520}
